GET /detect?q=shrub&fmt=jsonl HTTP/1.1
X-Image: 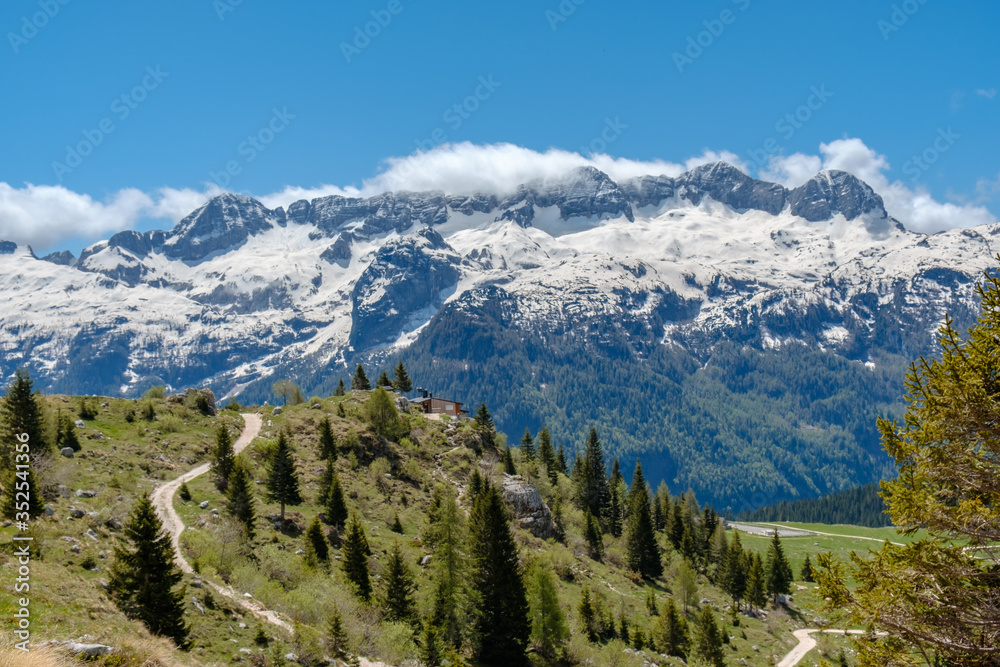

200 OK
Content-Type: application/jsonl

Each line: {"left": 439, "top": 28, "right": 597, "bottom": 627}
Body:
{"left": 310, "top": 396, "right": 323, "bottom": 406}
{"left": 178, "top": 483, "right": 192, "bottom": 502}
{"left": 80, "top": 555, "right": 97, "bottom": 570}
{"left": 140, "top": 400, "right": 156, "bottom": 422}
{"left": 144, "top": 385, "right": 167, "bottom": 399}
{"left": 224, "top": 400, "right": 241, "bottom": 412}
{"left": 78, "top": 398, "right": 98, "bottom": 421}
{"left": 124, "top": 407, "right": 135, "bottom": 423}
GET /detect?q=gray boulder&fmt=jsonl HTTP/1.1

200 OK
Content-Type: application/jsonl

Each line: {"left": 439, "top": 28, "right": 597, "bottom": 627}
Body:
{"left": 500, "top": 475, "right": 557, "bottom": 539}
{"left": 66, "top": 643, "right": 113, "bottom": 658}
{"left": 60, "top": 447, "right": 75, "bottom": 458}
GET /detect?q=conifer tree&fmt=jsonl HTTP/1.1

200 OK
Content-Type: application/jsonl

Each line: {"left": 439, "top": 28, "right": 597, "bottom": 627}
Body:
{"left": 472, "top": 402, "right": 496, "bottom": 450}
{"left": 304, "top": 516, "right": 329, "bottom": 567}
{"left": 326, "top": 605, "right": 350, "bottom": 662}
{"left": 519, "top": 428, "right": 535, "bottom": 461}
{"left": 351, "top": 364, "right": 371, "bottom": 391}
{"left": 108, "top": 493, "right": 188, "bottom": 646}
{"left": 578, "top": 427, "right": 609, "bottom": 517}
{"left": 334, "top": 379, "right": 346, "bottom": 396}
{"left": 801, "top": 554, "right": 815, "bottom": 582}
{"left": 503, "top": 446, "right": 516, "bottom": 475}
{"left": 2, "top": 464, "right": 44, "bottom": 520}
{"left": 746, "top": 552, "right": 767, "bottom": 611}
{"left": 721, "top": 530, "right": 747, "bottom": 609}
{"left": 537, "top": 427, "right": 557, "bottom": 483}
{"left": 324, "top": 469, "right": 348, "bottom": 529}
{"left": 318, "top": 416, "right": 337, "bottom": 460}
{"left": 225, "top": 459, "right": 256, "bottom": 541}
{"left": 528, "top": 562, "right": 569, "bottom": 660}
{"left": 657, "top": 597, "right": 690, "bottom": 659}
{"left": 578, "top": 584, "right": 599, "bottom": 642}
{"left": 765, "top": 529, "right": 793, "bottom": 605}
{"left": 584, "top": 508, "right": 604, "bottom": 561}
{"left": 419, "top": 620, "right": 444, "bottom": 667}
{"left": 676, "top": 558, "right": 699, "bottom": 613}
{"left": 211, "top": 424, "right": 235, "bottom": 492}
{"left": 265, "top": 430, "right": 303, "bottom": 522}
{"left": 692, "top": 605, "right": 726, "bottom": 667}
{"left": 377, "top": 370, "right": 391, "bottom": 387}
{"left": 607, "top": 483, "right": 623, "bottom": 538}
{"left": 382, "top": 542, "right": 416, "bottom": 623}
{"left": 651, "top": 495, "right": 664, "bottom": 533}
{"left": 392, "top": 361, "right": 413, "bottom": 393}
{"left": 318, "top": 457, "right": 334, "bottom": 504}
{"left": 669, "top": 498, "right": 686, "bottom": 550}
{"left": 0, "top": 369, "right": 49, "bottom": 464}
{"left": 625, "top": 460, "right": 662, "bottom": 579}
{"left": 468, "top": 468, "right": 484, "bottom": 500}
{"left": 341, "top": 514, "right": 372, "bottom": 600}
{"left": 391, "top": 513, "right": 403, "bottom": 534}
{"left": 468, "top": 485, "right": 530, "bottom": 664}
{"left": 56, "top": 412, "right": 81, "bottom": 452}
{"left": 551, "top": 496, "right": 566, "bottom": 542}
{"left": 366, "top": 387, "right": 399, "bottom": 439}
{"left": 556, "top": 444, "right": 568, "bottom": 475}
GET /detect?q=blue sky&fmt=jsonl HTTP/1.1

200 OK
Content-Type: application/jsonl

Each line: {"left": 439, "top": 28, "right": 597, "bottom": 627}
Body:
{"left": 1, "top": 0, "right": 998, "bottom": 253}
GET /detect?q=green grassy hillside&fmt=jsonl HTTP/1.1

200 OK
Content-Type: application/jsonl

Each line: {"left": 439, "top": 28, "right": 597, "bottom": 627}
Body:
{"left": 1, "top": 389, "right": 876, "bottom": 666}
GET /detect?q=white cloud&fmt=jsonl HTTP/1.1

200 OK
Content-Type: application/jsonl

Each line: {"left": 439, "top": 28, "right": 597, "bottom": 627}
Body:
{"left": 976, "top": 88, "right": 997, "bottom": 99}
{"left": 0, "top": 184, "right": 153, "bottom": 249}
{"left": 761, "top": 137, "right": 996, "bottom": 234}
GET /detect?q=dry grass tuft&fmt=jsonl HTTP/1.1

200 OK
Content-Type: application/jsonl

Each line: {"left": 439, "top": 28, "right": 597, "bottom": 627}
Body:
{"left": 0, "top": 635, "right": 187, "bottom": 667}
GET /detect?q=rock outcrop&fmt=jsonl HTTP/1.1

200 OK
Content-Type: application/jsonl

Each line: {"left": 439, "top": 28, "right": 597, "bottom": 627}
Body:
{"left": 500, "top": 475, "right": 557, "bottom": 539}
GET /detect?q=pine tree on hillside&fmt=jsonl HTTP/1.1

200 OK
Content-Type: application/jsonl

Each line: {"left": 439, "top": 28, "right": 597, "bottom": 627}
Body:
{"left": 334, "top": 379, "right": 346, "bottom": 396}
{"left": 108, "top": 493, "right": 188, "bottom": 646}
{"left": 324, "top": 469, "right": 348, "bottom": 529}
{"left": 265, "top": 431, "right": 303, "bottom": 522}
{"left": 676, "top": 558, "right": 699, "bottom": 613}
{"left": 692, "top": 605, "right": 726, "bottom": 667}
{"left": 720, "top": 530, "right": 748, "bottom": 609}
{"left": 537, "top": 427, "right": 557, "bottom": 484}
{"left": 382, "top": 543, "right": 417, "bottom": 623}
{"left": 746, "top": 552, "right": 767, "bottom": 611}
{"left": 578, "top": 427, "right": 609, "bottom": 517}
{"left": 1, "top": 368, "right": 49, "bottom": 464}
{"left": 318, "top": 416, "right": 337, "bottom": 460}
{"left": 468, "top": 485, "right": 530, "bottom": 665}
{"left": 584, "top": 508, "right": 604, "bottom": 561}
{"left": 625, "top": 460, "right": 662, "bottom": 579}
{"left": 377, "top": 370, "right": 392, "bottom": 388}
{"left": 657, "top": 597, "right": 690, "bottom": 659}
{"left": 419, "top": 621, "right": 444, "bottom": 667}
{"left": 304, "top": 516, "right": 330, "bottom": 567}
{"left": 392, "top": 361, "right": 413, "bottom": 393}
{"left": 651, "top": 494, "right": 664, "bottom": 533}
{"left": 2, "top": 463, "right": 44, "bottom": 520}
{"left": 366, "top": 386, "right": 399, "bottom": 439}
{"left": 801, "top": 554, "right": 815, "bottom": 582}
{"left": 428, "top": 488, "right": 465, "bottom": 645}
{"left": 556, "top": 445, "right": 568, "bottom": 475}
{"left": 607, "top": 482, "right": 623, "bottom": 538}
{"left": 56, "top": 412, "right": 81, "bottom": 452}
{"left": 326, "top": 605, "right": 351, "bottom": 662}
{"left": 578, "top": 585, "right": 599, "bottom": 642}
{"left": 528, "top": 562, "right": 569, "bottom": 660}
{"left": 341, "top": 514, "right": 372, "bottom": 600}
{"left": 472, "top": 402, "right": 496, "bottom": 450}
{"left": 765, "top": 529, "right": 793, "bottom": 605}
{"left": 519, "top": 428, "right": 535, "bottom": 461}
{"left": 318, "top": 457, "right": 334, "bottom": 504}
{"left": 503, "top": 447, "right": 516, "bottom": 475}
{"left": 211, "top": 424, "right": 235, "bottom": 492}
{"left": 225, "top": 459, "right": 256, "bottom": 541}
{"left": 468, "top": 468, "right": 484, "bottom": 500}
{"left": 351, "top": 364, "right": 371, "bottom": 391}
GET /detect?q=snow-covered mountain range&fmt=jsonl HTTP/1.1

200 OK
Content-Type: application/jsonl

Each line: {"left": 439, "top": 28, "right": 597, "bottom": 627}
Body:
{"left": 2, "top": 162, "right": 995, "bottom": 506}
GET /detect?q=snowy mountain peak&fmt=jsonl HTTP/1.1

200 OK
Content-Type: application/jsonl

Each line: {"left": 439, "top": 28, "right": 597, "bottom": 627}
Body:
{"left": 162, "top": 193, "right": 281, "bottom": 261}
{"left": 788, "top": 169, "right": 888, "bottom": 223}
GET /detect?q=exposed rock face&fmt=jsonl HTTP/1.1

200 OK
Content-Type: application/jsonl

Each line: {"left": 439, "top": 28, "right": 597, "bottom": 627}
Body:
{"left": 0, "top": 241, "right": 18, "bottom": 254}
{"left": 679, "top": 162, "right": 788, "bottom": 215}
{"left": 162, "top": 193, "right": 279, "bottom": 260}
{"left": 320, "top": 233, "right": 353, "bottom": 266}
{"left": 787, "top": 170, "right": 886, "bottom": 222}
{"left": 348, "top": 227, "right": 461, "bottom": 351}
{"left": 500, "top": 475, "right": 557, "bottom": 539}
{"left": 41, "top": 249, "right": 76, "bottom": 266}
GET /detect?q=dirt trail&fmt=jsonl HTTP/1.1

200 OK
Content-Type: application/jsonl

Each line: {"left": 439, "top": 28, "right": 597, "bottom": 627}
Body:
{"left": 777, "top": 629, "right": 868, "bottom": 667}
{"left": 150, "top": 413, "right": 292, "bottom": 631}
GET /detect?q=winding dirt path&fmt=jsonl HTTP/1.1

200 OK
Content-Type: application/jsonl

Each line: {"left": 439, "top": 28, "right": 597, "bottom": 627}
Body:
{"left": 150, "top": 413, "right": 292, "bottom": 631}
{"left": 777, "top": 629, "right": 871, "bottom": 667}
